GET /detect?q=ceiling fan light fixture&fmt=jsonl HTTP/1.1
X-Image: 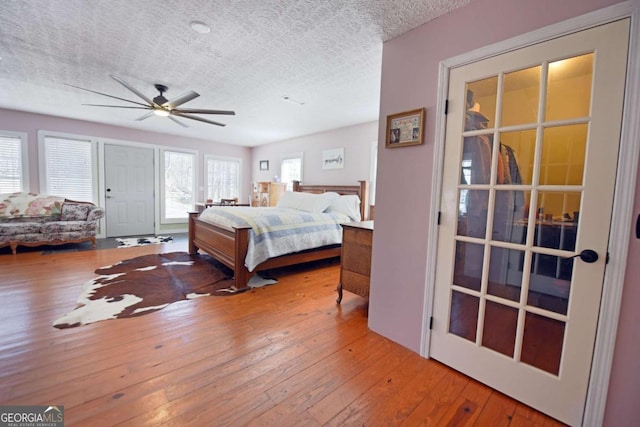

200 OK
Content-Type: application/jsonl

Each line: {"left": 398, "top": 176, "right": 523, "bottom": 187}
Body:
{"left": 153, "top": 108, "right": 170, "bottom": 117}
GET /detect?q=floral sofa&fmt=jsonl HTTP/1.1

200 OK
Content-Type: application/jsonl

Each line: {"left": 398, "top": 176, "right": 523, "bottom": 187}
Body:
{"left": 0, "top": 192, "right": 104, "bottom": 254}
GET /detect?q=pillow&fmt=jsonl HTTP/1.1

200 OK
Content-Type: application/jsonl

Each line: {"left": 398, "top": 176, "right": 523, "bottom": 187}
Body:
{"left": 61, "top": 203, "right": 90, "bottom": 221}
{"left": 276, "top": 191, "right": 340, "bottom": 213}
{"left": 325, "top": 195, "right": 361, "bottom": 222}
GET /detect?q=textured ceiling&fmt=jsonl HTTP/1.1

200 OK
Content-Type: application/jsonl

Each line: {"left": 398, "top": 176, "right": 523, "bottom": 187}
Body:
{"left": 0, "top": 0, "right": 469, "bottom": 147}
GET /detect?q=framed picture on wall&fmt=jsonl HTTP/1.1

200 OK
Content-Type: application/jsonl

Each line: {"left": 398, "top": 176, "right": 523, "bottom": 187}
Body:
{"left": 259, "top": 160, "right": 269, "bottom": 171}
{"left": 385, "top": 108, "right": 425, "bottom": 148}
{"left": 322, "top": 148, "right": 344, "bottom": 170}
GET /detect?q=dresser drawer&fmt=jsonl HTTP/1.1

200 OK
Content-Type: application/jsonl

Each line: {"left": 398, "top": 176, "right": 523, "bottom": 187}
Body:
{"left": 338, "top": 221, "right": 373, "bottom": 303}
{"left": 341, "top": 270, "right": 370, "bottom": 298}
{"left": 342, "top": 237, "right": 371, "bottom": 276}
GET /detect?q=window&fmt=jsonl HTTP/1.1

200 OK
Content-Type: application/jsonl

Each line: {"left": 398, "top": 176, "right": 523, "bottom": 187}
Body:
{"left": 39, "top": 133, "right": 96, "bottom": 201}
{"left": 280, "top": 153, "right": 303, "bottom": 190}
{"left": 162, "top": 150, "right": 195, "bottom": 222}
{"left": 0, "top": 132, "right": 28, "bottom": 193}
{"left": 205, "top": 156, "right": 241, "bottom": 203}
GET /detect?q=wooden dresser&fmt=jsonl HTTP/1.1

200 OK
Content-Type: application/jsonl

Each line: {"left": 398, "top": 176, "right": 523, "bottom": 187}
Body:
{"left": 251, "top": 182, "right": 287, "bottom": 207}
{"left": 337, "top": 220, "right": 374, "bottom": 303}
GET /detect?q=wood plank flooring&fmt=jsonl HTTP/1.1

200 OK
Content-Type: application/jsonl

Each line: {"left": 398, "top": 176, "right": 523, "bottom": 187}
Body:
{"left": 0, "top": 241, "right": 565, "bottom": 426}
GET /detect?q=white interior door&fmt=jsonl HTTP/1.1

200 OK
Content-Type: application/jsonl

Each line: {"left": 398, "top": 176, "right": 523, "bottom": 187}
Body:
{"left": 104, "top": 144, "right": 155, "bottom": 237}
{"left": 430, "top": 19, "right": 629, "bottom": 426}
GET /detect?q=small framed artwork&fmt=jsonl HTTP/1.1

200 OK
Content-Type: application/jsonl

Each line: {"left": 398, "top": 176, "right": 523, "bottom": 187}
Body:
{"left": 322, "top": 147, "right": 344, "bottom": 170}
{"left": 259, "top": 160, "right": 269, "bottom": 171}
{"left": 385, "top": 108, "right": 425, "bottom": 148}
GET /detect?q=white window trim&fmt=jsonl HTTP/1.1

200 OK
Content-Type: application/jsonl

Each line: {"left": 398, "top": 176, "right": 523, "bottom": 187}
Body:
{"left": 204, "top": 154, "right": 243, "bottom": 203}
{"left": 160, "top": 148, "right": 197, "bottom": 224}
{"left": 37, "top": 130, "right": 98, "bottom": 202}
{"left": 0, "top": 130, "right": 29, "bottom": 192}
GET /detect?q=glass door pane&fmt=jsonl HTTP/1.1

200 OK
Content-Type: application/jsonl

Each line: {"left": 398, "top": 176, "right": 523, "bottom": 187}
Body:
{"left": 448, "top": 55, "right": 594, "bottom": 374}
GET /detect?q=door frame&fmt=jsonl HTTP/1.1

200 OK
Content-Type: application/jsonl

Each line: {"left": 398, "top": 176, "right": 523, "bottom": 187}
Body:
{"left": 422, "top": 2, "right": 640, "bottom": 425}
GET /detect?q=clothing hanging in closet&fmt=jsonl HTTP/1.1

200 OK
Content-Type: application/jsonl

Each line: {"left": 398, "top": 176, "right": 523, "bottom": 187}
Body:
{"left": 460, "top": 108, "right": 525, "bottom": 243}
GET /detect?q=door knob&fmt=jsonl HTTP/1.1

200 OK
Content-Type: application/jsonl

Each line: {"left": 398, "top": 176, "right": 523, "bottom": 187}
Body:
{"left": 566, "top": 249, "right": 599, "bottom": 263}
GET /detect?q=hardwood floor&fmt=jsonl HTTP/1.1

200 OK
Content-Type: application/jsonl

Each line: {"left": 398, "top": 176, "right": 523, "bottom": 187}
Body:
{"left": 0, "top": 241, "right": 565, "bottom": 426}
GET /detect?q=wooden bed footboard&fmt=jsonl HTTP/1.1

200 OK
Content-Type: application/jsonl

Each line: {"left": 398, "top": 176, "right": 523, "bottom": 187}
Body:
{"left": 189, "top": 211, "right": 341, "bottom": 289}
{"left": 189, "top": 211, "right": 251, "bottom": 287}
{"left": 188, "top": 180, "right": 368, "bottom": 290}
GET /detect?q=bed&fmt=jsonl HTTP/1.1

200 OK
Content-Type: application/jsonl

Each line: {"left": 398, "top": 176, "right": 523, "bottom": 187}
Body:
{"left": 188, "top": 180, "right": 369, "bottom": 290}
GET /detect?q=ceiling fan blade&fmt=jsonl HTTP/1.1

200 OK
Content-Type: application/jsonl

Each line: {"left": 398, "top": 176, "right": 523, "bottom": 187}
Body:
{"left": 173, "top": 108, "right": 236, "bottom": 115}
{"left": 65, "top": 83, "right": 149, "bottom": 107}
{"left": 109, "top": 75, "right": 156, "bottom": 106}
{"left": 168, "top": 115, "right": 189, "bottom": 128}
{"left": 83, "top": 104, "right": 151, "bottom": 110}
{"left": 167, "top": 91, "right": 199, "bottom": 109}
{"left": 172, "top": 112, "right": 226, "bottom": 127}
{"left": 135, "top": 112, "right": 155, "bottom": 121}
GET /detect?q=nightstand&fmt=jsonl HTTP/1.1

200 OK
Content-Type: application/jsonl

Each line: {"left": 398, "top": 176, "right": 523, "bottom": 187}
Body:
{"left": 337, "top": 221, "right": 373, "bottom": 303}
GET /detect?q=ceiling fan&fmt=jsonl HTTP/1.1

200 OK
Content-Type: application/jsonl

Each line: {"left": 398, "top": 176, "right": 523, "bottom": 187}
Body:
{"left": 66, "top": 75, "right": 235, "bottom": 127}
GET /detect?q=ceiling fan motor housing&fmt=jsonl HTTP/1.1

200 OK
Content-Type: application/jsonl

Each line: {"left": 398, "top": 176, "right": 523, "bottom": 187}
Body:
{"left": 153, "top": 84, "right": 169, "bottom": 106}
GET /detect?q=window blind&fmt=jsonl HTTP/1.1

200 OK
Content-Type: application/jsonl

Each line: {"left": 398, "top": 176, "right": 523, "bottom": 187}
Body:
{"left": 163, "top": 150, "right": 194, "bottom": 219}
{"left": 206, "top": 157, "right": 240, "bottom": 202}
{"left": 43, "top": 136, "right": 94, "bottom": 201}
{"left": 0, "top": 136, "right": 23, "bottom": 193}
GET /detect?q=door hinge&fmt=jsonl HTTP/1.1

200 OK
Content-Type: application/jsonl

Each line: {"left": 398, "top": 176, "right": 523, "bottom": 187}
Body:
{"left": 429, "top": 316, "right": 434, "bottom": 330}
{"left": 437, "top": 211, "right": 441, "bottom": 225}
{"left": 444, "top": 100, "right": 449, "bottom": 115}
{"left": 606, "top": 252, "right": 610, "bottom": 264}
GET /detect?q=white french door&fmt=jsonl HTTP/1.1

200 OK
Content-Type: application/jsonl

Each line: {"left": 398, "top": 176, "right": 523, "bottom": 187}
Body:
{"left": 430, "top": 19, "right": 629, "bottom": 426}
{"left": 104, "top": 144, "right": 155, "bottom": 237}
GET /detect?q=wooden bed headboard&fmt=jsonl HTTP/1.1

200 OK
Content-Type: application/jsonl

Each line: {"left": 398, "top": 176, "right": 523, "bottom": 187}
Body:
{"left": 291, "top": 180, "right": 369, "bottom": 220}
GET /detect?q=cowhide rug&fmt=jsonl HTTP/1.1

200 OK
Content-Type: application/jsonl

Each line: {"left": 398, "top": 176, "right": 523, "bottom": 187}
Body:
{"left": 53, "top": 252, "right": 276, "bottom": 329}
{"left": 115, "top": 235, "right": 173, "bottom": 248}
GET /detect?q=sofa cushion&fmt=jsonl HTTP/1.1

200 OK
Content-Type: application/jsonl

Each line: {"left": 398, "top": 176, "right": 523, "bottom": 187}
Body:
{"left": 0, "top": 215, "right": 55, "bottom": 224}
{"left": 41, "top": 221, "right": 94, "bottom": 234}
{"left": 0, "top": 222, "right": 42, "bottom": 236}
{"left": 0, "top": 192, "right": 64, "bottom": 219}
{"left": 61, "top": 203, "right": 90, "bottom": 221}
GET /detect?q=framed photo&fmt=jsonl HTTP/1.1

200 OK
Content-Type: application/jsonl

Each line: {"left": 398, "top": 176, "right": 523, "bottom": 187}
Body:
{"left": 385, "top": 108, "right": 425, "bottom": 148}
{"left": 259, "top": 160, "right": 269, "bottom": 171}
{"left": 322, "top": 147, "right": 344, "bottom": 170}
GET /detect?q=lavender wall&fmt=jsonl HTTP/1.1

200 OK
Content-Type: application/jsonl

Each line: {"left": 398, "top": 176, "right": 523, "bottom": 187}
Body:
{"left": 0, "top": 108, "right": 252, "bottom": 202}
{"left": 251, "top": 121, "right": 377, "bottom": 189}
{"left": 369, "top": 0, "right": 638, "bottom": 425}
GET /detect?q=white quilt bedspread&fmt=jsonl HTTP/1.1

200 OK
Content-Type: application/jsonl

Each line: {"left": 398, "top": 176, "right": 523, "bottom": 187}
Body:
{"left": 198, "top": 207, "right": 350, "bottom": 271}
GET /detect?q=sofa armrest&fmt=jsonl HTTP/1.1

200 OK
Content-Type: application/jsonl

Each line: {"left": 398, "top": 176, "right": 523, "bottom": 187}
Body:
{"left": 87, "top": 206, "right": 105, "bottom": 221}
{"left": 61, "top": 200, "right": 104, "bottom": 222}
